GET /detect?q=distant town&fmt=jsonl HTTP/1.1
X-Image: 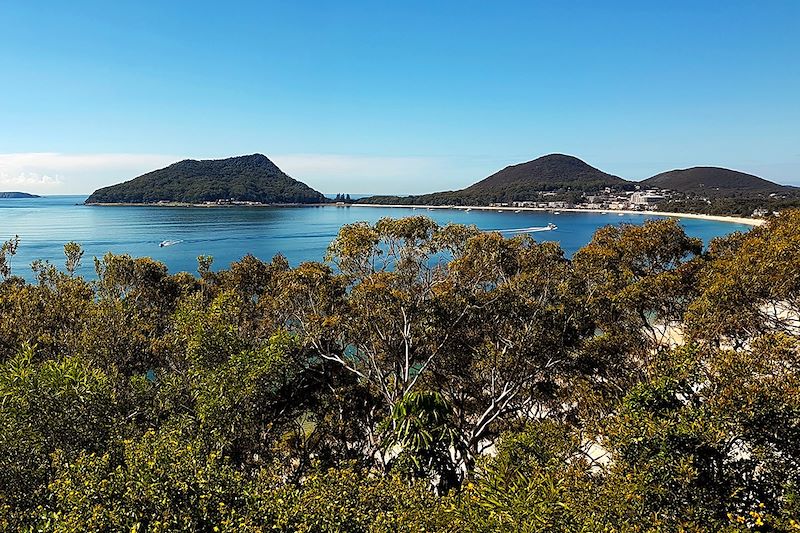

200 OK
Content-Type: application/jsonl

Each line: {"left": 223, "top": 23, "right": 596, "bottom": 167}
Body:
{"left": 486, "top": 186, "right": 787, "bottom": 218}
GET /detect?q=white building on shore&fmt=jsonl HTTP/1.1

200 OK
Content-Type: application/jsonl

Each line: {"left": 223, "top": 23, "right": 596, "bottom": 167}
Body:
{"left": 631, "top": 191, "right": 667, "bottom": 207}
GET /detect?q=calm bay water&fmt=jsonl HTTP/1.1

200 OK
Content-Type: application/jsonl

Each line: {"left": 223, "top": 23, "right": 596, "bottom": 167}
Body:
{"left": 0, "top": 195, "right": 751, "bottom": 280}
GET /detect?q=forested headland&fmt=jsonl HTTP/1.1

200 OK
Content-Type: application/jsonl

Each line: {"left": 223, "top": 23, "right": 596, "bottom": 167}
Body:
{"left": 84, "top": 154, "right": 327, "bottom": 205}
{"left": 0, "top": 211, "right": 798, "bottom": 531}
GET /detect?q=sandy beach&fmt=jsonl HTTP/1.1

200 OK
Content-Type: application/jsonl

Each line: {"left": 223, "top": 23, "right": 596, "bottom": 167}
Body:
{"left": 86, "top": 201, "right": 765, "bottom": 227}
{"left": 347, "top": 203, "right": 765, "bottom": 226}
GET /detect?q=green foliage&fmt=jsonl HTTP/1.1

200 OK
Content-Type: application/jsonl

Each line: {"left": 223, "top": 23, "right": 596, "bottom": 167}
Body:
{"left": 384, "top": 391, "right": 462, "bottom": 491}
{"left": 446, "top": 421, "right": 591, "bottom": 532}
{"left": 358, "top": 154, "right": 630, "bottom": 205}
{"left": 571, "top": 218, "right": 704, "bottom": 404}
{"left": 243, "top": 466, "right": 450, "bottom": 532}
{"left": 0, "top": 213, "right": 799, "bottom": 530}
{"left": 0, "top": 346, "right": 117, "bottom": 523}
{"left": 644, "top": 166, "right": 791, "bottom": 196}
{"left": 0, "top": 234, "right": 19, "bottom": 280}
{"left": 42, "top": 425, "right": 245, "bottom": 532}
{"left": 85, "top": 153, "right": 327, "bottom": 204}
{"left": 688, "top": 209, "right": 800, "bottom": 345}
{"left": 63, "top": 241, "right": 84, "bottom": 275}
{"left": 357, "top": 157, "right": 799, "bottom": 216}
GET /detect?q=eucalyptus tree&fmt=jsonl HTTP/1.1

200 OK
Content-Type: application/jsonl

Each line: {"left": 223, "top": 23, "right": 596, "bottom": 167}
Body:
{"left": 0, "top": 243, "right": 93, "bottom": 362}
{"left": 436, "top": 231, "right": 589, "bottom": 464}
{"left": 570, "top": 218, "right": 704, "bottom": 414}
{"left": 0, "top": 235, "right": 19, "bottom": 280}
{"left": 87, "top": 253, "right": 184, "bottom": 375}
{"left": 63, "top": 240, "right": 84, "bottom": 275}
{"left": 573, "top": 218, "right": 703, "bottom": 349}
{"left": 589, "top": 335, "right": 800, "bottom": 530}
{"left": 687, "top": 210, "right": 800, "bottom": 347}
{"left": 280, "top": 217, "right": 589, "bottom": 480}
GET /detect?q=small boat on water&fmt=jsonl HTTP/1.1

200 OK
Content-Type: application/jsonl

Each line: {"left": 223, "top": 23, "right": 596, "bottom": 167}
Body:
{"left": 601, "top": 211, "right": 608, "bottom": 215}
{"left": 514, "top": 209, "right": 521, "bottom": 213}
{"left": 554, "top": 211, "right": 561, "bottom": 215}
{"left": 618, "top": 213, "right": 625, "bottom": 217}
{"left": 493, "top": 222, "right": 558, "bottom": 234}
{"left": 159, "top": 240, "right": 182, "bottom": 247}
{"left": 465, "top": 208, "right": 472, "bottom": 212}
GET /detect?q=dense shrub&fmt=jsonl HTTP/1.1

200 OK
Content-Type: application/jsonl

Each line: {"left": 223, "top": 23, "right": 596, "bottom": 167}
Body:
{"left": 0, "top": 212, "right": 798, "bottom": 531}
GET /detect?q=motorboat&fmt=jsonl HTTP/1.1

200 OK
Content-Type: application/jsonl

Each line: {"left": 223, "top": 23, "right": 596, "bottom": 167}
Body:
{"left": 493, "top": 222, "right": 558, "bottom": 234}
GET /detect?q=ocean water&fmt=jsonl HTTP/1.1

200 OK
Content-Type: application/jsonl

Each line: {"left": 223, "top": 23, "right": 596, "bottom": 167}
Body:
{"left": 0, "top": 196, "right": 752, "bottom": 280}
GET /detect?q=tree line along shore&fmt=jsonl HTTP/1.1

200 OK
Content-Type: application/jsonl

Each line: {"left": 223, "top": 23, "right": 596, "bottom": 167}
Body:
{"left": 0, "top": 210, "right": 798, "bottom": 531}
{"left": 86, "top": 199, "right": 765, "bottom": 226}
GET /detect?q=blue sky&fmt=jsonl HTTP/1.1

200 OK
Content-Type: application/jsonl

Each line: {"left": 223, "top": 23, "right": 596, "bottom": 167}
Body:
{"left": 1, "top": 1, "right": 798, "bottom": 194}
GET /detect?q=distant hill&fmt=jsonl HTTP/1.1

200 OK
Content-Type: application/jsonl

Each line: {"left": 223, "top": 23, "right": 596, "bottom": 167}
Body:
{"left": 464, "top": 154, "right": 627, "bottom": 194}
{"left": 642, "top": 167, "right": 790, "bottom": 197}
{"left": 358, "top": 154, "right": 630, "bottom": 205}
{"left": 85, "top": 154, "right": 326, "bottom": 205}
{"left": 0, "top": 192, "right": 40, "bottom": 198}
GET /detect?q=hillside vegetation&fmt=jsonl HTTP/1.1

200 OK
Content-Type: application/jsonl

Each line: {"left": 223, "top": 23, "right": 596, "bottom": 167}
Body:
{"left": 358, "top": 155, "right": 796, "bottom": 214}
{"left": 85, "top": 154, "right": 326, "bottom": 205}
{"left": 643, "top": 166, "right": 792, "bottom": 196}
{"left": 359, "top": 154, "right": 630, "bottom": 205}
{"left": 464, "top": 153, "right": 626, "bottom": 193}
{"left": 1, "top": 211, "right": 799, "bottom": 531}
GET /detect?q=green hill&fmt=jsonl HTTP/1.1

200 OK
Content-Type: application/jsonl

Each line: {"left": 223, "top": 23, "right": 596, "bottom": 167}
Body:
{"left": 464, "top": 153, "right": 627, "bottom": 193}
{"left": 358, "top": 154, "right": 630, "bottom": 205}
{"left": 641, "top": 166, "right": 790, "bottom": 197}
{"left": 85, "top": 154, "right": 326, "bottom": 205}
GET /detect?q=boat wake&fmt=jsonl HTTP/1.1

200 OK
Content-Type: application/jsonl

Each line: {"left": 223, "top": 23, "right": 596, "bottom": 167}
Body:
{"left": 489, "top": 223, "right": 558, "bottom": 234}
{"left": 159, "top": 239, "right": 183, "bottom": 247}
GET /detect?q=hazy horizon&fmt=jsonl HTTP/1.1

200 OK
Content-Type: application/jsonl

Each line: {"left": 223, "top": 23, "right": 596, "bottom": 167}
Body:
{"left": 3, "top": 152, "right": 797, "bottom": 198}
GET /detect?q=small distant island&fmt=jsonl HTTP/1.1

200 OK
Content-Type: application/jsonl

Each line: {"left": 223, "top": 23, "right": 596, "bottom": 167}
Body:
{"left": 85, "top": 154, "right": 327, "bottom": 206}
{"left": 0, "top": 191, "right": 40, "bottom": 199}
{"left": 357, "top": 154, "right": 800, "bottom": 217}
